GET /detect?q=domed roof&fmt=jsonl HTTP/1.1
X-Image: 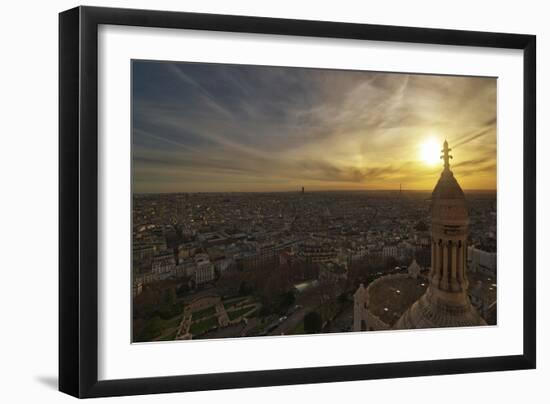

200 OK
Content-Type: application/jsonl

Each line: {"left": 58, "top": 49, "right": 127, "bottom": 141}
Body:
{"left": 432, "top": 170, "right": 465, "bottom": 200}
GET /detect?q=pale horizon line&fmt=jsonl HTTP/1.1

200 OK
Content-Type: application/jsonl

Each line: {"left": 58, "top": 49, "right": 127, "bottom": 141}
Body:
{"left": 134, "top": 188, "right": 497, "bottom": 195}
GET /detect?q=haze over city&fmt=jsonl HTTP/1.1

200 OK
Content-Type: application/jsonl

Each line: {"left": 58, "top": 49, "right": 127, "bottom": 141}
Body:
{"left": 132, "top": 61, "right": 496, "bottom": 193}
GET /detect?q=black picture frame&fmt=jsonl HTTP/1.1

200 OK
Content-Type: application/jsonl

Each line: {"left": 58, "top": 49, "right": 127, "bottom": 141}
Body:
{"left": 59, "top": 5, "right": 536, "bottom": 398}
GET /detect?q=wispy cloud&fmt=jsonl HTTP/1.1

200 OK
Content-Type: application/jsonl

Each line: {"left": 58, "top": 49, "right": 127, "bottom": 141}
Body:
{"left": 132, "top": 61, "right": 496, "bottom": 192}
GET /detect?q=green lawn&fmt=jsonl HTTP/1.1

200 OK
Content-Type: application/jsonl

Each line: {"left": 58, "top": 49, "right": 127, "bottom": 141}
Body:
{"left": 192, "top": 305, "right": 216, "bottom": 321}
{"left": 157, "top": 328, "right": 178, "bottom": 341}
{"left": 228, "top": 306, "right": 254, "bottom": 321}
{"left": 151, "top": 315, "right": 183, "bottom": 341}
{"left": 189, "top": 316, "right": 218, "bottom": 335}
{"left": 223, "top": 296, "right": 249, "bottom": 310}
{"left": 162, "top": 315, "right": 182, "bottom": 330}
{"left": 135, "top": 313, "right": 182, "bottom": 342}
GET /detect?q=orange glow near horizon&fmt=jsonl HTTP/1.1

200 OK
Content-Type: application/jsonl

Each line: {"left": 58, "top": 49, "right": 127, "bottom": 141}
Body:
{"left": 133, "top": 62, "right": 497, "bottom": 193}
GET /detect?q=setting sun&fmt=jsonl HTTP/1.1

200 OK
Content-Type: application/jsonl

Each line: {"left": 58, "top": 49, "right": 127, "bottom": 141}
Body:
{"left": 420, "top": 138, "right": 441, "bottom": 166}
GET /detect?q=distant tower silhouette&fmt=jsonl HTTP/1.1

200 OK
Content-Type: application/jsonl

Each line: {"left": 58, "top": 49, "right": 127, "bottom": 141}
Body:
{"left": 395, "top": 140, "right": 486, "bottom": 329}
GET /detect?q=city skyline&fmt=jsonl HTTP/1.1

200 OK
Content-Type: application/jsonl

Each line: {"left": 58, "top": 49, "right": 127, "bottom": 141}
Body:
{"left": 132, "top": 61, "right": 497, "bottom": 194}
{"left": 132, "top": 148, "right": 497, "bottom": 341}
{"left": 133, "top": 188, "right": 497, "bottom": 195}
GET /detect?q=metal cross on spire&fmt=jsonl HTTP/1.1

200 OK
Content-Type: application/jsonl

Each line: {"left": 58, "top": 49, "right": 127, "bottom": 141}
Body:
{"left": 441, "top": 140, "right": 452, "bottom": 171}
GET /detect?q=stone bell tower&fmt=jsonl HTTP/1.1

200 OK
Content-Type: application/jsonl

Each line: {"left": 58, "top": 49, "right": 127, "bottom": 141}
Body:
{"left": 395, "top": 141, "right": 486, "bottom": 329}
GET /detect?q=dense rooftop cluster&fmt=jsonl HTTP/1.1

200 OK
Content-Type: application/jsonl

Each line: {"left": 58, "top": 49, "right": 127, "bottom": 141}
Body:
{"left": 132, "top": 190, "right": 496, "bottom": 341}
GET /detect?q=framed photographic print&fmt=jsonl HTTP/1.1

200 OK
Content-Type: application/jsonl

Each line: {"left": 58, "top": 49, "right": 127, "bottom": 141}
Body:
{"left": 59, "top": 6, "right": 536, "bottom": 398}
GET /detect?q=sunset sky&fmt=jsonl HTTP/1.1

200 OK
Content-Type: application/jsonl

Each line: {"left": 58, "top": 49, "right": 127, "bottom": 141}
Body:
{"left": 132, "top": 61, "right": 496, "bottom": 193}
